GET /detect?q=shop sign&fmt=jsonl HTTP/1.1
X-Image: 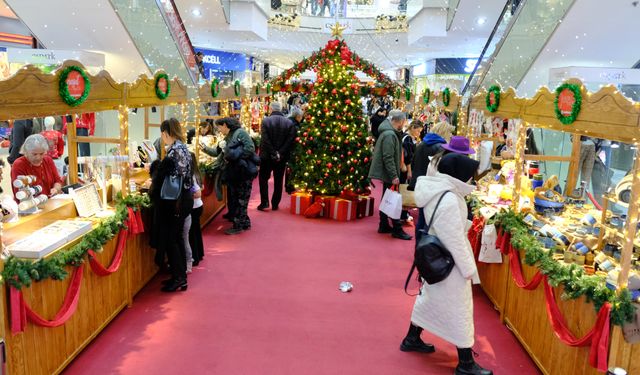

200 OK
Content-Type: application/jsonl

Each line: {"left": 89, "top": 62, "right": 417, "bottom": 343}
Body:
{"left": 66, "top": 70, "right": 85, "bottom": 99}
{"left": 194, "top": 47, "right": 247, "bottom": 80}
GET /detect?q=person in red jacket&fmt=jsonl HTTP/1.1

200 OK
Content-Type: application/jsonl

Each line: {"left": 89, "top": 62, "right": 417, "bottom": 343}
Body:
{"left": 62, "top": 113, "right": 95, "bottom": 156}
{"left": 11, "top": 134, "right": 64, "bottom": 198}
{"left": 41, "top": 116, "right": 65, "bottom": 159}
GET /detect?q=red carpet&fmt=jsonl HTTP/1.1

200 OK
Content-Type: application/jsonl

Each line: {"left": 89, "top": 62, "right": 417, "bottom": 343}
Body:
{"left": 63, "top": 182, "right": 540, "bottom": 375}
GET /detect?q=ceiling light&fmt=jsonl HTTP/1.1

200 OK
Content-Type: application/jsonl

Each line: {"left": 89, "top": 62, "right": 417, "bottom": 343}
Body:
{"left": 192, "top": 8, "right": 202, "bottom": 17}
{"left": 476, "top": 17, "right": 486, "bottom": 25}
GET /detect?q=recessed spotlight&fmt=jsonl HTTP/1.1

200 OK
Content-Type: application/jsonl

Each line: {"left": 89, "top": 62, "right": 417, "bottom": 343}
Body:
{"left": 192, "top": 8, "right": 202, "bottom": 16}
{"left": 476, "top": 17, "right": 486, "bottom": 25}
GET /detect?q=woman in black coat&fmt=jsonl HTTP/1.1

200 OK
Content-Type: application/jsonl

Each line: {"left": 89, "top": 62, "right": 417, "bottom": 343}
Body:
{"left": 370, "top": 107, "right": 388, "bottom": 140}
{"left": 149, "top": 118, "right": 194, "bottom": 292}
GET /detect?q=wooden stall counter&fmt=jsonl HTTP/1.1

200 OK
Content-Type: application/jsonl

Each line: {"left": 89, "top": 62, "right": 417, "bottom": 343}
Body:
{"left": 0, "top": 196, "right": 158, "bottom": 375}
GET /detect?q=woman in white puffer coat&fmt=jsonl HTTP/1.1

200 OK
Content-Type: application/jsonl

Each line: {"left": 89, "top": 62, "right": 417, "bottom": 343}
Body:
{"left": 399, "top": 153, "right": 492, "bottom": 375}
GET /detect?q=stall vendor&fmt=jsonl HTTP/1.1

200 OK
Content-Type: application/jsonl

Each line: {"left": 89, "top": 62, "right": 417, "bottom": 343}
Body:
{"left": 11, "top": 134, "right": 64, "bottom": 197}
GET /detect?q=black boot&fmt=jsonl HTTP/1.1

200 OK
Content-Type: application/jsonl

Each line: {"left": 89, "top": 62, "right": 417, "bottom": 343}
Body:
{"left": 378, "top": 222, "right": 393, "bottom": 233}
{"left": 399, "top": 323, "right": 435, "bottom": 353}
{"left": 161, "top": 277, "right": 188, "bottom": 292}
{"left": 392, "top": 227, "right": 412, "bottom": 240}
{"left": 455, "top": 348, "right": 493, "bottom": 375}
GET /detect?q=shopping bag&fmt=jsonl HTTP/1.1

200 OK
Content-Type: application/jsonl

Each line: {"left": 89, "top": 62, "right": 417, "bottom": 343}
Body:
{"left": 479, "top": 224, "right": 502, "bottom": 263}
{"left": 379, "top": 186, "right": 402, "bottom": 220}
{"left": 399, "top": 184, "right": 416, "bottom": 208}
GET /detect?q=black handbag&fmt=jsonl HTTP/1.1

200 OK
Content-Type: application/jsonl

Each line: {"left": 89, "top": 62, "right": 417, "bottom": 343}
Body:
{"left": 160, "top": 175, "right": 183, "bottom": 200}
{"left": 404, "top": 190, "right": 455, "bottom": 292}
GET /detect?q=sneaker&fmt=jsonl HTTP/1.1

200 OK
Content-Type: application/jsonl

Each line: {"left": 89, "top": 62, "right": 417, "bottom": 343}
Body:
{"left": 225, "top": 227, "right": 245, "bottom": 235}
{"left": 257, "top": 204, "right": 269, "bottom": 211}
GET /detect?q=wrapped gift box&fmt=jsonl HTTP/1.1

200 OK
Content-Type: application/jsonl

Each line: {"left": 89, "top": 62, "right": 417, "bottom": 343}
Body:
{"left": 327, "top": 197, "right": 357, "bottom": 221}
{"left": 290, "top": 192, "right": 314, "bottom": 215}
{"left": 356, "top": 196, "right": 375, "bottom": 218}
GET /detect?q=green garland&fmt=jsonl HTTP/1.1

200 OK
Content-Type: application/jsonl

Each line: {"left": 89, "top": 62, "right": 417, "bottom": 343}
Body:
{"left": 211, "top": 78, "right": 220, "bottom": 98}
{"left": 58, "top": 65, "right": 91, "bottom": 107}
{"left": 442, "top": 87, "right": 451, "bottom": 107}
{"left": 2, "top": 194, "right": 150, "bottom": 290}
{"left": 266, "top": 83, "right": 271, "bottom": 95}
{"left": 154, "top": 73, "right": 171, "bottom": 100}
{"left": 423, "top": 88, "right": 430, "bottom": 104}
{"left": 405, "top": 87, "right": 411, "bottom": 101}
{"left": 486, "top": 85, "right": 500, "bottom": 113}
{"left": 554, "top": 83, "right": 582, "bottom": 125}
{"left": 255, "top": 83, "right": 261, "bottom": 95}
{"left": 234, "top": 80, "right": 241, "bottom": 96}
{"left": 491, "top": 209, "right": 635, "bottom": 326}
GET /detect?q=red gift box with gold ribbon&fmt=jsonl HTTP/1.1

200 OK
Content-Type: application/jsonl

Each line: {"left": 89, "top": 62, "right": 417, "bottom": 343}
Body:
{"left": 290, "top": 192, "right": 314, "bottom": 215}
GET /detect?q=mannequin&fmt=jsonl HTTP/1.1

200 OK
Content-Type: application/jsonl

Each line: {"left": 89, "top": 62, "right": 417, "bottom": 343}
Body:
{"left": 41, "top": 116, "right": 65, "bottom": 176}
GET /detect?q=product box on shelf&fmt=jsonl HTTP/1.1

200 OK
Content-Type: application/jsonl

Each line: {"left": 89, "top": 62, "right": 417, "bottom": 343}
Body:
{"left": 6, "top": 219, "right": 94, "bottom": 258}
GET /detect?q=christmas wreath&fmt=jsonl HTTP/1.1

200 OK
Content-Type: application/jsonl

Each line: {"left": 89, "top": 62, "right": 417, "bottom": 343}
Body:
{"left": 58, "top": 65, "right": 91, "bottom": 107}
{"left": 442, "top": 87, "right": 451, "bottom": 107}
{"left": 211, "top": 78, "right": 220, "bottom": 98}
{"left": 423, "top": 88, "right": 430, "bottom": 104}
{"left": 554, "top": 83, "right": 582, "bottom": 125}
{"left": 234, "top": 80, "right": 241, "bottom": 96}
{"left": 154, "top": 73, "right": 170, "bottom": 100}
{"left": 405, "top": 87, "right": 411, "bottom": 101}
{"left": 486, "top": 85, "right": 500, "bottom": 113}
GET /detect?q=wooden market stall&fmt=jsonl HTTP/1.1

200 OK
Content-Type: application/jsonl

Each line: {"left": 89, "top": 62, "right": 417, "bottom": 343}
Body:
{"left": 0, "top": 61, "right": 158, "bottom": 375}
{"left": 467, "top": 79, "right": 640, "bottom": 375}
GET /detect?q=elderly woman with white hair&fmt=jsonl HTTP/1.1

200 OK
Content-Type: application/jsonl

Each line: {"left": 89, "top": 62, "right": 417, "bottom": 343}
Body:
{"left": 11, "top": 134, "right": 64, "bottom": 198}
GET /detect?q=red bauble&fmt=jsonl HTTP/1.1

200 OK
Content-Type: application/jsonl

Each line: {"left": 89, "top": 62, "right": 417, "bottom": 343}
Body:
{"left": 321, "top": 51, "right": 326, "bottom": 57}
{"left": 341, "top": 60, "right": 347, "bottom": 65}
{"left": 318, "top": 77, "right": 324, "bottom": 83}
{"left": 325, "top": 58, "right": 331, "bottom": 64}
{"left": 338, "top": 180, "right": 342, "bottom": 185}
{"left": 357, "top": 143, "right": 362, "bottom": 147}
{"left": 319, "top": 179, "right": 324, "bottom": 185}
{"left": 341, "top": 125, "right": 348, "bottom": 132}
{"left": 347, "top": 151, "right": 352, "bottom": 156}
{"left": 364, "top": 157, "right": 369, "bottom": 163}
{"left": 345, "top": 99, "right": 351, "bottom": 105}
{"left": 303, "top": 132, "right": 308, "bottom": 137}
{"left": 344, "top": 140, "right": 349, "bottom": 144}
{"left": 351, "top": 84, "right": 358, "bottom": 90}
{"left": 307, "top": 149, "right": 312, "bottom": 155}
{"left": 336, "top": 115, "right": 342, "bottom": 119}
{"left": 338, "top": 164, "right": 342, "bottom": 169}
{"left": 309, "top": 136, "right": 314, "bottom": 141}
{"left": 326, "top": 163, "right": 333, "bottom": 169}
{"left": 330, "top": 145, "right": 335, "bottom": 151}
{"left": 296, "top": 137, "right": 301, "bottom": 142}
{"left": 340, "top": 154, "right": 344, "bottom": 159}
{"left": 312, "top": 90, "right": 318, "bottom": 96}
{"left": 323, "top": 108, "right": 329, "bottom": 112}
{"left": 350, "top": 167, "right": 355, "bottom": 172}
{"left": 332, "top": 88, "right": 337, "bottom": 95}
{"left": 316, "top": 160, "right": 321, "bottom": 165}
{"left": 321, "top": 122, "right": 326, "bottom": 127}
{"left": 357, "top": 132, "right": 362, "bottom": 136}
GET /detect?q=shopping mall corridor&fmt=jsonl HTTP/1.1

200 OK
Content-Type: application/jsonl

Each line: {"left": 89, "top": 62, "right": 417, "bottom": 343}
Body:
{"left": 63, "top": 182, "right": 540, "bottom": 375}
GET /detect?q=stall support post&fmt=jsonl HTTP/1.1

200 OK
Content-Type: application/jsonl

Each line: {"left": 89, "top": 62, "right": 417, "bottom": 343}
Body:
{"left": 565, "top": 135, "right": 582, "bottom": 196}
{"left": 119, "top": 105, "right": 130, "bottom": 197}
{"left": 618, "top": 147, "right": 640, "bottom": 291}
{"left": 512, "top": 123, "right": 527, "bottom": 211}
{"left": 144, "top": 106, "right": 150, "bottom": 139}
{"left": 194, "top": 99, "right": 201, "bottom": 162}
{"left": 68, "top": 115, "right": 79, "bottom": 184}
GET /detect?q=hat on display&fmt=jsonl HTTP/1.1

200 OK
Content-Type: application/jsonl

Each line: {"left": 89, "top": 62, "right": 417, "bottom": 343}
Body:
{"left": 441, "top": 136, "right": 475, "bottom": 155}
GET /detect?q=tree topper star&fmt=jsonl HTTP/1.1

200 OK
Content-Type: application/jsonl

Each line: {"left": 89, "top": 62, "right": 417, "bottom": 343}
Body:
{"left": 330, "top": 22, "right": 347, "bottom": 38}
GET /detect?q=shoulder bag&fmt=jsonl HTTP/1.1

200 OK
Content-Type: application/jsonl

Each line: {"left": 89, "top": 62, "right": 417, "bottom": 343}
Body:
{"left": 404, "top": 190, "right": 455, "bottom": 293}
{"left": 160, "top": 174, "right": 183, "bottom": 201}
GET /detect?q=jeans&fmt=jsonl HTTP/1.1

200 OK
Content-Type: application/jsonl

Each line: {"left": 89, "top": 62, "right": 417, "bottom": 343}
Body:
{"left": 183, "top": 214, "right": 193, "bottom": 265}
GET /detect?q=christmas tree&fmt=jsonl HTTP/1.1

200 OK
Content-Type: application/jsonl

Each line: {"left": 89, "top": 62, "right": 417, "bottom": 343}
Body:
{"left": 289, "top": 37, "right": 372, "bottom": 195}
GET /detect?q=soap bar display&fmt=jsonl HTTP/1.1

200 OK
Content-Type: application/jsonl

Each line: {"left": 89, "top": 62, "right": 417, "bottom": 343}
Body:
{"left": 6, "top": 220, "right": 93, "bottom": 259}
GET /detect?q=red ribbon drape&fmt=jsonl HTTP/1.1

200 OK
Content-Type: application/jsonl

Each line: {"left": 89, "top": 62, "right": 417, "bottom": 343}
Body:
{"left": 10, "top": 264, "right": 85, "bottom": 334}
{"left": 87, "top": 228, "right": 129, "bottom": 276}
{"left": 9, "top": 206, "right": 145, "bottom": 334}
{"left": 468, "top": 216, "right": 484, "bottom": 260}
{"left": 543, "top": 278, "right": 611, "bottom": 372}
{"left": 508, "top": 245, "right": 543, "bottom": 290}
{"left": 493, "top": 230, "right": 611, "bottom": 372}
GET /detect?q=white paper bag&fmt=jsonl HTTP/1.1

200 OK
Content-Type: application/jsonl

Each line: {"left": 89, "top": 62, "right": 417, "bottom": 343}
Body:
{"left": 379, "top": 188, "right": 402, "bottom": 220}
{"left": 479, "top": 224, "right": 502, "bottom": 263}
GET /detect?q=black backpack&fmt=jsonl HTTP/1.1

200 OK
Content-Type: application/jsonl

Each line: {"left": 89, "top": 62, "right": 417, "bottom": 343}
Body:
{"left": 404, "top": 191, "right": 456, "bottom": 294}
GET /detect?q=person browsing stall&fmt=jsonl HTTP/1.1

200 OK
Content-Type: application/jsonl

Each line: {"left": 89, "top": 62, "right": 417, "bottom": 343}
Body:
{"left": 11, "top": 134, "right": 64, "bottom": 197}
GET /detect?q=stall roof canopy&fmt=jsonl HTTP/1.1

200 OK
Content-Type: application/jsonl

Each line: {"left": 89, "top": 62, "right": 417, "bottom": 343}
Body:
{"left": 126, "top": 71, "right": 188, "bottom": 108}
{"left": 470, "top": 79, "right": 640, "bottom": 144}
{"left": 0, "top": 60, "right": 124, "bottom": 120}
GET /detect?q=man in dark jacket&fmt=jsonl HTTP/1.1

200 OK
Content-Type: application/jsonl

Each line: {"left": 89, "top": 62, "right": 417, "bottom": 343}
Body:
{"left": 369, "top": 107, "right": 387, "bottom": 140}
{"left": 8, "top": 119, "right": 34, "bottom": 164}
{"left": 368, "top": 109, "right": 412, "bottom": 240}
{"left": 258, "top": 101, "right": 297, "bottom": 211}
